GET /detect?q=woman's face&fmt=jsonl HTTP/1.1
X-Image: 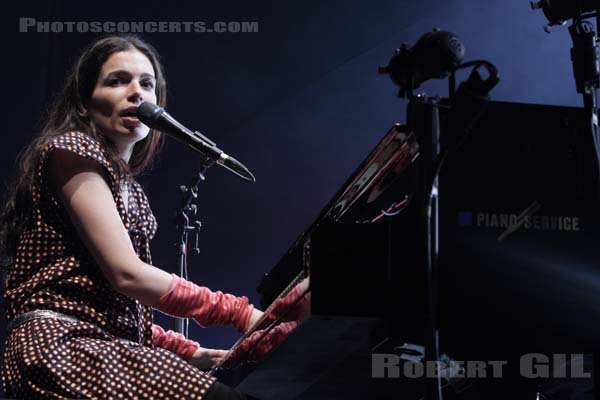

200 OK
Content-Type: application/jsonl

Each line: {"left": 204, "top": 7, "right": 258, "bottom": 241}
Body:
{"left": 87, "top": 49, "right": 157, "bottom": 157}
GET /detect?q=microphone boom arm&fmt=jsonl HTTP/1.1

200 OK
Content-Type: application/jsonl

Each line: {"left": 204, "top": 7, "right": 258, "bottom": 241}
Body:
{"left": 136, "top": 102, "right": 256, "bottom": 182}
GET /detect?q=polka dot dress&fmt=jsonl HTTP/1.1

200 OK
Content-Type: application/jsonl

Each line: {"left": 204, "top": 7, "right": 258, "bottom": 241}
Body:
{"left": 2, "top": 132, "right": 216, "bottom": 399}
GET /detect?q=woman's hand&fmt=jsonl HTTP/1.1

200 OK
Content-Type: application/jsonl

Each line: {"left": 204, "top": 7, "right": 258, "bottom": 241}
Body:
{"left": 188, "top": 347, "right": 228, "bottom": 370}
{"left": 246, "top": 308, "right": 264, "bottom": 332}
{"left": 225, "top": 321, "right": 299, "bottom": 368}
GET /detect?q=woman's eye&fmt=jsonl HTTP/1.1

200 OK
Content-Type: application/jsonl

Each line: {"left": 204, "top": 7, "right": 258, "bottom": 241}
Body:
{"left": 141, "top": 80, "right": 155, "bottom": 89}
{"left": 107, "top": 78, "right": 124, "bottom": 86}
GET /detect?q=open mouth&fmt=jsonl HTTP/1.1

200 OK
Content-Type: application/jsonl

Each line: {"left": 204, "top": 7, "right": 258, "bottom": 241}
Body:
{"left": 121, "top": 111, "right": 138, "bottom": 118}
{"left": 122, "top": 116, "right": 141, "bottom": 127}
{"left": 121, "top": 110, "right": 140, "bottom": 124}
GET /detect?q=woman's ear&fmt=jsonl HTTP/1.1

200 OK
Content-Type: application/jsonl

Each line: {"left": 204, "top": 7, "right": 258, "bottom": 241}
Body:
{"left": 77, "top": 105, "right": 88, "bottom": 118}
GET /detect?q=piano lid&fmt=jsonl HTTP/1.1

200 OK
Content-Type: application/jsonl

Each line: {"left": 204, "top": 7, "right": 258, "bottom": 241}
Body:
{"left": 290, "top": 123, "right": 420, "bottom": 246}
{"left": 290, "top": 123, "right": 420, "bottom": 250}
{"left": 257, "top": 123, "right": 420, "bottom": 306}
{"left": 323, "top": 123, "right": 419, "bottom": 223}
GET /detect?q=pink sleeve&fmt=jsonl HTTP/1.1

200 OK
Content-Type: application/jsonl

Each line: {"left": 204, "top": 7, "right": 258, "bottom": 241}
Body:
{"left": 151, "top": 324, "right": 200, "bottom": 362}
{"left": 154, "top": 273, "right": 254, "bottom": 333}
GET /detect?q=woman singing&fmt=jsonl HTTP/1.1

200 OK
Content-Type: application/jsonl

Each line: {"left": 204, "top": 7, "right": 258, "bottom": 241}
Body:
{"left": 0, "top": 35, "right": 264, "bottom": 399}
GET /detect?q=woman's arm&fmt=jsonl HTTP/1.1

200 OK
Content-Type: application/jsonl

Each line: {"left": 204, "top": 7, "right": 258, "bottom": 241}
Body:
{"left": 48, "top": 150, "right": 263, "bottom": 332}
{"left": 48, "top": 150, "right": 171, "bottom": 305}
{"left": 152, "top": 324, "right": 199, "bottom": 360}
{"left": 152, "top": 324, "right": 227, "bottom": 369}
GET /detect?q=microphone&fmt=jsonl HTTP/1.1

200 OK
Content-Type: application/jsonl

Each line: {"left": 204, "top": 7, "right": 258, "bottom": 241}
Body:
{"left": 136, "top": 102, "right": 255, "bottom": 182}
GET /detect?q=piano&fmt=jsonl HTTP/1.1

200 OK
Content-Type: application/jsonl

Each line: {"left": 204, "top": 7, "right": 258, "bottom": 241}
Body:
{"left": 212, "top": 100, "right": 600, "bottom": 400}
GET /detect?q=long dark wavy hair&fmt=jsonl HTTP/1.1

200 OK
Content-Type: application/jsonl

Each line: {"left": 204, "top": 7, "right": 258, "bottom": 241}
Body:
{"left": 0, "top": 35, "right": 167, "bottom": 269}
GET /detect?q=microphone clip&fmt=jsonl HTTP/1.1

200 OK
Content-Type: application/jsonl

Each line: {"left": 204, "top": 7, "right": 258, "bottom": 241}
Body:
{"left": 193, "top": 130, "right": 216, "bottom": 147}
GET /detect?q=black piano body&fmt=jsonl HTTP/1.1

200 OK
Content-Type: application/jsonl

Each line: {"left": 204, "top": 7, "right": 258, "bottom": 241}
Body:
{"left": 219, "top": 101, "right": 600, "bottom": 399}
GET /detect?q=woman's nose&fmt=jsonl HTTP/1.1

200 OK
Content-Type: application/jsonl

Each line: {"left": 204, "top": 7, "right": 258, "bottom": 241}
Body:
{"left": 127, "top": 82, "right": 144, "bottom": 104}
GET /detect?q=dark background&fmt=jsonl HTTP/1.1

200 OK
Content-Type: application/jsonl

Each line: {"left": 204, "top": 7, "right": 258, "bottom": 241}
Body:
{"left": 0, "top": 0, "right": 585, "bottom": 393}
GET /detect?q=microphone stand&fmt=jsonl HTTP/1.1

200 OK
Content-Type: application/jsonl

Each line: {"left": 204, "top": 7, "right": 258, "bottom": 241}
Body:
{"left": 173, "top": 156, "right": 216, "bottom": 336}
{"left": 406, "top": 63, "right": 496, "bottom": 400}
{"left": 422, "top": 96, "right": 444, "bottom": 400}
{"left": 405, "top": 78, "right": 445, "bottom": 400}
{"left": 569, "top": 15, "right": 600, "bottom": 400}
{"left": 569, "top": 16, "right": 600, "bottom": 198}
